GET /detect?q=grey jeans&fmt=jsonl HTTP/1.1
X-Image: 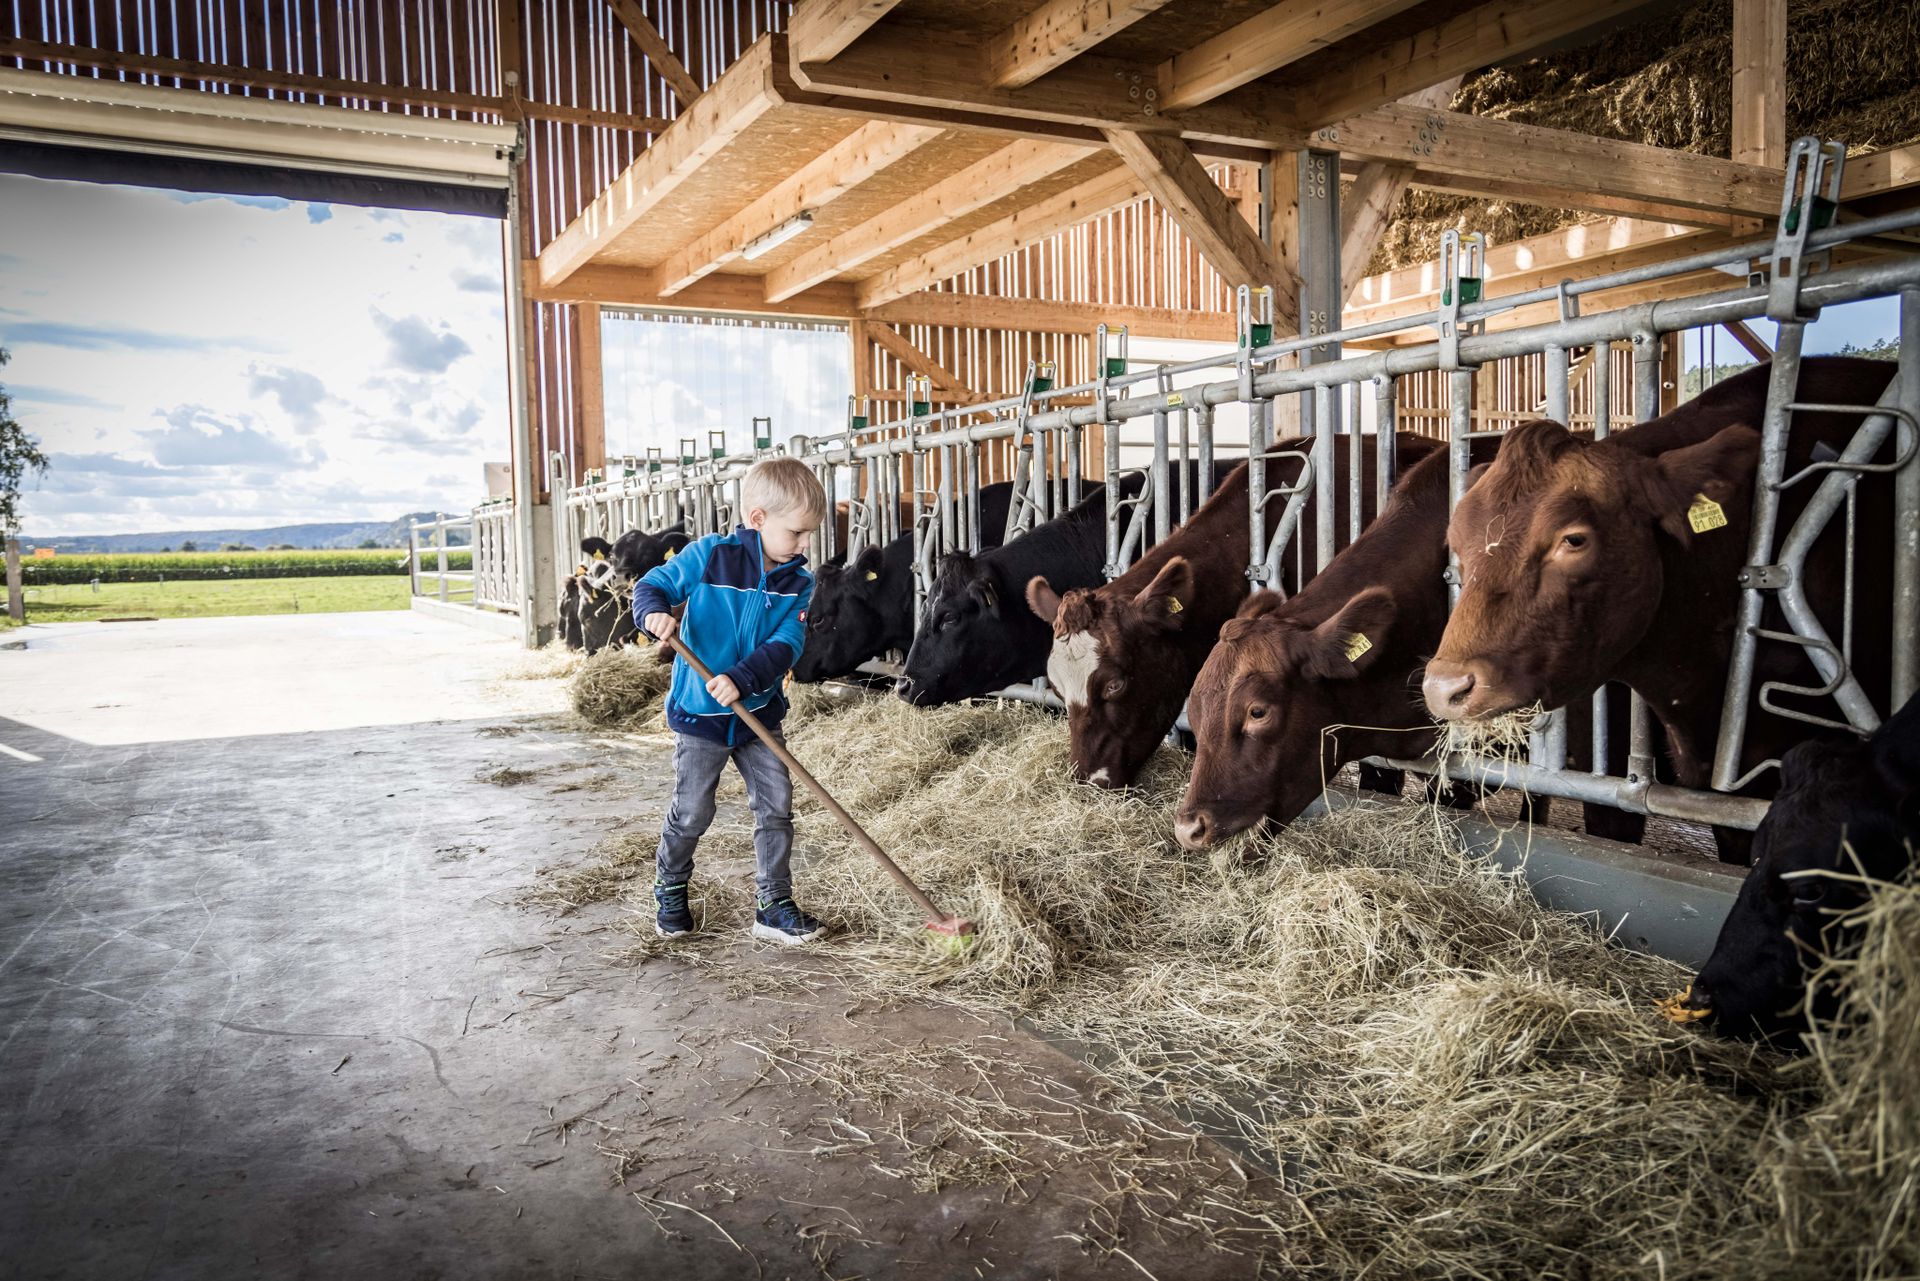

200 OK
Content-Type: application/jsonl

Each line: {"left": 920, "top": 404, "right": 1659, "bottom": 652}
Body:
{"left": 655, "top": 730, "right": 794, "bottom": 903}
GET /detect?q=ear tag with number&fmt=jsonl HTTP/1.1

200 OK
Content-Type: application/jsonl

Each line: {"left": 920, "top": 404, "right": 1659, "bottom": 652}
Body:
{"left": 1688, "top": 494, "right": 1728, "bottom": 534}
{"left": 1166, "top": 596, "right": 1184, "bottom": 614}
{"left": 1343, "top": 633, "right": 1373, "bottom": 663}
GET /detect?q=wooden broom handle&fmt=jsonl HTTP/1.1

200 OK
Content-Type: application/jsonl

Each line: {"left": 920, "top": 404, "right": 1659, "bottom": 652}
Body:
{"left": 662, "top": 633, "right": 951, "bottom": 924}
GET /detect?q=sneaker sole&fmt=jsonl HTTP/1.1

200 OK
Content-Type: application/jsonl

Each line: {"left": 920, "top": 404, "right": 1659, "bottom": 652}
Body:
{"left": 751, "top": 922, "right": 824, "bottom": 946}
{"left": 655, "top": 923, "right": 694, "bottom": 939}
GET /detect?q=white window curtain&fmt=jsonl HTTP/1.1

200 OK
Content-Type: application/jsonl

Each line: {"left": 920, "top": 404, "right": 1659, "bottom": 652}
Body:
{"left": 602, "top": 310, "right": 850, "bottom": 461}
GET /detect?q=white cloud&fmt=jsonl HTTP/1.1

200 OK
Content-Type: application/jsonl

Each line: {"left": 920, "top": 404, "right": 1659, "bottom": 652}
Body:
{"left": 1, "top": 174, "right": 508, "bottom": 535}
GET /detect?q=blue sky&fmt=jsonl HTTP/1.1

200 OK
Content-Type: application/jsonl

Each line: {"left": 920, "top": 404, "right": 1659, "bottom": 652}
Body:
{"left": 1, "top": 176, "right": 507, "bottom": 536}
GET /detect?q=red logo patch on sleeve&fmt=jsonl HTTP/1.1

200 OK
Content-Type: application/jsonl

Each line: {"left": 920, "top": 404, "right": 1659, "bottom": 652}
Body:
{"left": 798, "top": 610, "right": 808, "bottom": 623}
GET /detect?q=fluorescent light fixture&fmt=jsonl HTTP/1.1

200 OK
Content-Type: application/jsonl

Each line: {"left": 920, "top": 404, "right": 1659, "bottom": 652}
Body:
{"left": 741, "top": 211, "right": 814, "bottom": 260}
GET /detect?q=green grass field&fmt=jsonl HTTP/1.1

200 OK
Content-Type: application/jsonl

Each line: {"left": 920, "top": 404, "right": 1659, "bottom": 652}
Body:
{"left": 20, "top": 574, "right": 429, "bottom": 622}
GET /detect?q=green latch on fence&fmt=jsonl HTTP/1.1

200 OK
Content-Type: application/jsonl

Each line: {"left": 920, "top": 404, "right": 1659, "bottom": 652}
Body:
{"left": 850, "top": 414, "right": 869, "bottom": 432}
{"left": 1104, "top": 357, "right": 1127, "bottom": 377}
{"left": 1243, "top": 323, "right": 1273, "bottom": 347}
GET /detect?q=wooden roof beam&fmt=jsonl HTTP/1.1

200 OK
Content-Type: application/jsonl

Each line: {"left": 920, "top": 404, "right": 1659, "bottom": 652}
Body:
{"left": 1404, "top": 170, "right": 1743, "bottom": 230}
{"left": 789, "top": 22, "right": 1781, "bottom": 217}
{"left": 1104, "top": 129, "right": 1300, "bottom": 329}
{"left": 855, "top": 160, "right": 1145, "bottom": 310}
{"left": 654, "top": 120, "right": 944, "bottom": 297}
{"left": 607, "top": 0, "right": 702, "bottom": 105}
{"left": 1292, "top": 0, "right": 1661, "bottom": 128}
{"left": 1731, "top": 0, "right": 1786, "bottom": 169}
{"left": 537, "top": 40, "right": 784, "bottom": 290}
{"left": 789, "top": 0, "right": 907, "bottom": 63}
{"left": 1156, "top": 0, "right": 1423, "bottom": 112}
{"left": 990, "top": 0, "right": 1177, "bottom": 90}
{"left": 764, "top": 137, "right": 1097, "bottom": 303}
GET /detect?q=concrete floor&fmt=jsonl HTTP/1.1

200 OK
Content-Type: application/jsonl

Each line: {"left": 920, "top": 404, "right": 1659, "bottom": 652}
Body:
{"left": 0, "top": 615, "right": 1269, "bottom": 1281}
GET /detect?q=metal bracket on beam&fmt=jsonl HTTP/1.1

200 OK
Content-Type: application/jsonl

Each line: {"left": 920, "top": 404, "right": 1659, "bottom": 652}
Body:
{"left": 1766, "top": 136, "right": 1846, "bottom": 323}
{"left": 1437, "top": 229, "right": 1486, "bottom": 372}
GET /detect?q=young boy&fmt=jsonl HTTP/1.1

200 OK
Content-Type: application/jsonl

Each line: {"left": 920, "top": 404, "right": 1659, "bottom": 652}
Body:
{"left": 632, "top": 455, "right": 828, "bottom": 945}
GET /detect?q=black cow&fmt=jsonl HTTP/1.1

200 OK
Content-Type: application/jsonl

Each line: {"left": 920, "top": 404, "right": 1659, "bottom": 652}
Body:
{"left": 899, "top": 464, "right": 1229, "bottom": 706}
{"left": 610, "top": 522, "right": 691, "bottom": 582}
{"left": 567, "top": 526, "right": 690, "bottom": 655}
{"left": 1671, "top": 690, "right": 1920, "bottom": 1042}
{"left": 795, "top": 482, "right": 1015, "bottom": 685}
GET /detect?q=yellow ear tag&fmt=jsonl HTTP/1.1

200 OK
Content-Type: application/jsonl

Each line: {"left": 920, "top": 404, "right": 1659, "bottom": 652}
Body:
{"left": 865, "top": 571, "right": 878, "bottom": 581}
{"left": 1343, "top": 633, "right": 1373, "bottom": 663}
{"left": 1688, "top": 494, "right": 1728, "bottom": 534}
{"left": 1166, "top": 596, "right": 1184, "bottom": 614}
{"left": 664, "top": 547, "right": 676, "bottom": 560}
{"left": 593, "top": 550, "right": 607, "bottom": 560}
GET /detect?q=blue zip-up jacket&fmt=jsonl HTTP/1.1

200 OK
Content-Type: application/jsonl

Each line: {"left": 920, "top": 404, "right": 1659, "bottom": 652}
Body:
{"left": 631, "top": 525, "right": 813, "bottom": 745}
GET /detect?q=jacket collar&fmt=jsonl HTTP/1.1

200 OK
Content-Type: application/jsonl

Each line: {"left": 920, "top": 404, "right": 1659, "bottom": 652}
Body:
{"left": 731, "top": 524, "right": 809, "bottom": 581}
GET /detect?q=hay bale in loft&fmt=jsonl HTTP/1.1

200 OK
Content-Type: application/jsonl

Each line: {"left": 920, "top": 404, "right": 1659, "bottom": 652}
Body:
{"left": 1369, "top": 0, "right": 1920, "bottom": 275}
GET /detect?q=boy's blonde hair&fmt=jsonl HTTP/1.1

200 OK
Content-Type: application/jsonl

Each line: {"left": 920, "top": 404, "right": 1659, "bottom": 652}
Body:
{"left": 742, "top": 455, "right": 828, "bottom": 524}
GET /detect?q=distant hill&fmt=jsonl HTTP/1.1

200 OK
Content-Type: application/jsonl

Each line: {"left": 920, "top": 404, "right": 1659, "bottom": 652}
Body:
{"left": 21, "top": 512, "right": 471, "bottom": 554}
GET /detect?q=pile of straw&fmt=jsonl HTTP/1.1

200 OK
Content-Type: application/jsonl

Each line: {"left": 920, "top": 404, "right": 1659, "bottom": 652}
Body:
{"left": 1367, "top": 0, "right": 1920, "bottom": 273}
{"left": 568, "top": 647, "right": 673, "bottom": 728}
{"left": 642, "top": 694, "right": 1917, "bottom": 1280}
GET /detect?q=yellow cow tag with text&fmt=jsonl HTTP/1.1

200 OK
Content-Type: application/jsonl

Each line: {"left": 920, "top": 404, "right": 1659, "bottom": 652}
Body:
{"left": 1166, "top": 596, "right": 1183, "bottom": 614}
{"left": 1166, "top": 392, "right": 1185, "bottom": 407}
{"left": 1343, "top": 633, "right": 1373, "bottom": 663}
{"left": 1688, "top": 494, "right": 1728, "bottom": 534}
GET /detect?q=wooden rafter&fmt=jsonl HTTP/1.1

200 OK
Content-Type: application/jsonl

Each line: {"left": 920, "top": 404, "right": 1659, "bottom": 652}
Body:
{"left": 1404, "top": 170, "right": 1742, "bottom": 230}
{"left": 1723, "top": 319, "right": 1775, "bottom": 361}
{"left": 865, "top": 324, "right": 987, "bottom": 403}
{"left": 1104, "top": 129, "right": 1300, "bottom": 327}
{"left": 854, "top": 160, "right": 1144, "bottom": 309}
{"left": 1291, "top": 0, "right": 1661, "bottom": 128}
{"left": 869, "top": 292, "right": 1236, "bottom": 341}
{"left": 654, "top": 120, "right": 944, "bottom": 296}
{"left": 536, "top": 41, "right": 785, "bottom": 290}
{"left": 1157, "top": 0, "right": 1423, "bottom": 112}
{"left": 606, "top": 0, "right": 702, "bottom": 106}
{"left": 789, "top": 0, "right": 907, "bottom": 63}
{"left": 1337, "top": 79, "right": 1462, "bottom": 304}
{"left": 989, "top": 0, "right": 1177, "bottom": 90}
{"left": 764, "top": 138, "right": 1096, "bottom": 303}
{"left": 1840, "top": 143, "right": 1920, "bottom": 200}
{"left": 788, "top": 24, "right": 1781, "bottom": 217}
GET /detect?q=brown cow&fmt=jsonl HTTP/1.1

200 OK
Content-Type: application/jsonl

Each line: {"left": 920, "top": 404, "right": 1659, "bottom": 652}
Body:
{"left": 1423, "top": 357, "right": 1898, "bottom": 863}
{"left": 1177, "top": 439, "right": 1491, "bottom": 847}
{"left": 1026, "top": 433, "right": 1442, "bottom": 789}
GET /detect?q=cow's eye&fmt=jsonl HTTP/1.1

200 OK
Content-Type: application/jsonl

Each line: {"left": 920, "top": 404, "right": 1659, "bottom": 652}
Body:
{"left": 1788, "top": 878, "right": 1828, "bottom": 907}
{"left": 1104, "top": 678, "right": 1125, "bottom": 699}
{"left": 1559, "top": 531, "right": 1589, "bottom": 551}
{"left": 1247, "top": 705, "right": 1268, "bottom": 722}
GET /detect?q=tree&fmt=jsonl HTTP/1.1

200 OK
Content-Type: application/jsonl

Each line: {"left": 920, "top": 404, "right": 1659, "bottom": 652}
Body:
{"left": 358, "top": 538, "right": 382, "bottom": 548}
{"left": 0, "top": 348, "right": 49, "bottom": 534}
{"left": 180, "top": 540, "right": 200, "bottom": 552}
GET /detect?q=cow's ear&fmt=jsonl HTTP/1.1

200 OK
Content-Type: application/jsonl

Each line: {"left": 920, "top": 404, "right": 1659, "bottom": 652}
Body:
{"left": 854, "top": 544, "right": 886, "bottom": 586}
{"left": 1219, "top": 591, "right": 1285, "bottom": 643}
{"left": 1132, "top": 556, "right": 1194, "bottom": 629}
{"left": 1026, "top": 575, "right": 1063, "bottom": 624}
{"left": 1461, "top": 461, "right": 1494, "bottom": 493}
{"left": 1649, "top": 424, "right": 1760, "bottom": 545}
{"left": 1303, "top": 588, "right": 1396, "bottom": 681}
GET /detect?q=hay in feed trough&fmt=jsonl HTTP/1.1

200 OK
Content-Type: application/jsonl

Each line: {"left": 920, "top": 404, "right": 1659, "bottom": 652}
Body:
{"left": 567, "top": 646, "right": 673, "bottom": 728}
{"left": 541, "top": 690, "right": 1919, "bottom": 1278}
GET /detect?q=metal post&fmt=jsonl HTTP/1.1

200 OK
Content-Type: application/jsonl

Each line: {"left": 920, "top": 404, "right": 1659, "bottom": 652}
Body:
{"left": 436, "top": 517, "right": 450, "bottom": 603}
{"left": 1347, "top": 382, "right": 1363, "bottom": 544}
{"left": 1196, "top": 402, "right": 1216, "bottom": 506}
{"left": 1895, "top": 288, "right": 1920, "bottom": 708}
{"left": 1446, "top": 368, "right": 1474, "bottom": 606}
{"left": 1313, "top": 386, "right": 1336, "bottom": 573}
{"left": 1152, "top": 402, "right": 1171, "bottom": 545}
{"left": 1247, "top": 391, "right": 1271, "bottom": 587}
{"left": 1374, "top": 375, "right": 1396, "bottom": 516}
{"left": 502, "top": 153, "right": 548, "bottom": 645}
{"left": 1545, "top": 344, "right": 1570, "bottom": 424}
{"left": 1298, "top": 148, "right": 1343, "bottom": 439}
{"left": 407, "top": 521, "right": 421, "bottom": 598}
{"left": 1105, "top": 406, "right": 1123, "bottom": 579}
{"left": 3, "top": 536, "right": 20, "bottom": 622}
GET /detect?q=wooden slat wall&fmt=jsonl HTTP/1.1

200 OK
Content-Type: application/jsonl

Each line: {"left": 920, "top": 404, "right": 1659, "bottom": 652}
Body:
{"left": 1394, "top": 344, "right": 1644, "bottom": 439}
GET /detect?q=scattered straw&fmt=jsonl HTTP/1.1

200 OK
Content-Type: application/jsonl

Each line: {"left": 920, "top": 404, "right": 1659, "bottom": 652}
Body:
{"left": 501, "top": 639, "right": 586, "bottom": 682}
{"left": 536, "top": 690, "right": 1919, "bottom": 1279}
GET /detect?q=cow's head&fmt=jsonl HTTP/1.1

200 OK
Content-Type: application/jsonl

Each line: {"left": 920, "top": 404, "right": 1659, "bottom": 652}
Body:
{"left": 1176, "top": 587, "right": 1401, "bottom": 849}
{"left": 1424, "top": 419, "right": 1758, "bottom": 721}
{"left": 1677, "top": 695, "right": 1920, "bottom": 1041}
{"left": 1029, "top": 557, "right": 1194, "bottom": 789}
{"left": 898, "top": 551, "right": 1035, "bottom": 706}
{"left": 611, "top": 523, "right": 691, "bottom": 581}
{"left": 795, "top": 545, "right": 896, "bottom": 683}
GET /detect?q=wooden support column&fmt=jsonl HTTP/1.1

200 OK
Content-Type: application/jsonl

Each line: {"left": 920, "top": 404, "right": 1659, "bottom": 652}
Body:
{"left": 1731, "top": 0, "right": 1787, "bottom": 169}
{"left": 576, "top": 304, "right": 606, "bottom": 479}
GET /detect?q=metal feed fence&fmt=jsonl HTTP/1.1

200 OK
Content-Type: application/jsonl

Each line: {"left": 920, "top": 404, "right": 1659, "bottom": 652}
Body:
{"left": 548, "top": 138, "right": 1918, "bottom": 835}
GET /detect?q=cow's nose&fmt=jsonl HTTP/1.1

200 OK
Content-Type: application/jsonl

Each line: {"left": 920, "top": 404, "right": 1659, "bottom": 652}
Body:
{"left": 1175, "top": 811, "right": 1213, "bottom": 851}
{"left": 1422, "top": 662, "right": 1477, "bottom": 720}
{"left": 894, "top": 678, "right": 914, "bottom": 701}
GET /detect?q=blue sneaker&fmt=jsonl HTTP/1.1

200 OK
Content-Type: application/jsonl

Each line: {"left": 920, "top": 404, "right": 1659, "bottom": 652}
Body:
{"left": 654, "top": 880, "right": 693, "bottom": 939}
{"left": 752, "top": 897, "right": 825, "bottom": 946}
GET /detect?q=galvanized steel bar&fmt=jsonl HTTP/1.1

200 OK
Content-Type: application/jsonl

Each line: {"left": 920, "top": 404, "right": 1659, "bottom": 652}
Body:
{"left": 1897, "top": 288, "right": 1920, "bottom": 708}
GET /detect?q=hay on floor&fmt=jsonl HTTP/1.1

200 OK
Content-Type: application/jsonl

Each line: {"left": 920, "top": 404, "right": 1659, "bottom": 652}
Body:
{"left": 539, "top": 690, "right": 1919, "bottom": 1279}
{"left": 568, "top": 647, "right": 673, "bottom": 729}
